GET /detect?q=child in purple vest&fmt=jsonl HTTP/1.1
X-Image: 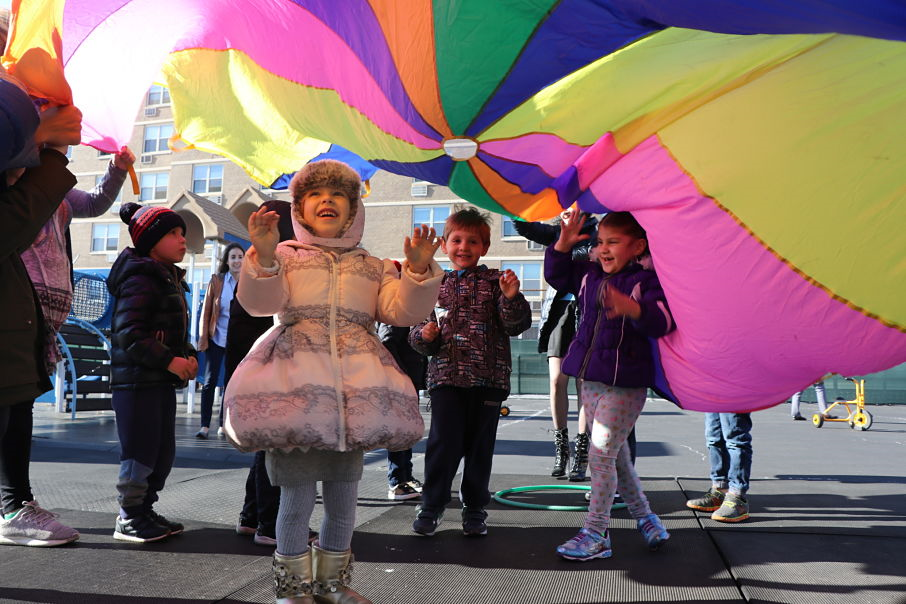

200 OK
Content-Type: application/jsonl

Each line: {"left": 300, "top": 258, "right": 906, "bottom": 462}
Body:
{"left": 545, "top": 211, "right": 675, "bottom": 561}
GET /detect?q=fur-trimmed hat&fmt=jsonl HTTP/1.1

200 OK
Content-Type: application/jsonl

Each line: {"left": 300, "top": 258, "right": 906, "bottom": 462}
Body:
{"left": 289, "top": 159, "right": 361, "bottom": 206}
{"left": 120, "top": 202, "right": 186, "bottom": 256}
{"left": 288, "top": 159, "right": 362, "bottom": 243}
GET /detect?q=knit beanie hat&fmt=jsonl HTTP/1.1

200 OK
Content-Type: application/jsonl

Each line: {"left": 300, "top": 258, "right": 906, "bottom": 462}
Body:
{"left": 120, "top": 202, "right": 186, "bottom": 256}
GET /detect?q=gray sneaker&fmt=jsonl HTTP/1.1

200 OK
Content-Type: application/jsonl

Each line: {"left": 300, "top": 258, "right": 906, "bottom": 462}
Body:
{"left": 0, "top": 501, "right": 79, "bottom": 547}
{"left": 686, "top": 487, "right": 725, "bottom": 512}
{"left": 711, "top": 492, "right": 750, "bottom": 523}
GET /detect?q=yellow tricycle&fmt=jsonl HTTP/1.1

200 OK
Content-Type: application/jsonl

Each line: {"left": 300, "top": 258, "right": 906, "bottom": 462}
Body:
{"left": 813, "top": 377, "right": 873, "bottom": 431}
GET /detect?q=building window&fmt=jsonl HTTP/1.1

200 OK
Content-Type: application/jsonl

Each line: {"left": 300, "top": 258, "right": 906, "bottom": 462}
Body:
{"left": 192, "top": 164, "right": 224, "bottom": 196}
{"left": 147, "top": 85, "right": 171, "bottom": 106}
{"left": 501, "top": 262, "right": 542, "bottom": 298}
{"left": 412, "top": 205, "right": 450, "bottom": 234}
{"left": 91, "top": 223, "right": 119, "bottom": 252}
{"left": 139, "top": 172, "right": 169, "bottom": 201}
{"left": 502, "top": 216, "right": 520, "bottom": 238}
{"left": 142, "top": 124, "right": 174, "bottom": 153}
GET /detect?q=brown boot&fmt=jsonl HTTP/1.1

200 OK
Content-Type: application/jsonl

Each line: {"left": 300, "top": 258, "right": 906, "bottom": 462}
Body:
{"left": 274, "top": 550, "right": 315, "bottom": 604}
{"left": 311, "top": 544, "right": 372, "bottom": 604}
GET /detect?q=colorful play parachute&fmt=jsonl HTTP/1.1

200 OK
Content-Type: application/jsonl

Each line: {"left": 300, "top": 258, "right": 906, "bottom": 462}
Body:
{"left": 4, "top": 1, "right": 905, "bottom": 411}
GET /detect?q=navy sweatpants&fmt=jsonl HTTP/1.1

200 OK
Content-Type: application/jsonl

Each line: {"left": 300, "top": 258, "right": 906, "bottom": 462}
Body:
{"left": 421, "top": 386, "right": 505, "bottom": 512}
{"left": 112, "top": 386, "right": 176, "bottom": 519}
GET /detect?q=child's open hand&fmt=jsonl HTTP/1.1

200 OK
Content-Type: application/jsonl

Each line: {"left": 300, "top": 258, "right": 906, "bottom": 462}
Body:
{"left": 167, "top": 356, "right": 196, "bottom": 381}
{"left": 403, "top": 224, "right": 441, "bottom": 274}
{"left": 247, "top": 207, "right": 281, "bottom": 268}
{"left": 113, "top": 146, "right": 135, "bottom": 170}
{"left": 499, "top": 269, "right": 521, "bottom": 299}
{"left": 554, "top": 211, "right": 589, "bottom": 253}
{"left": 603, "top": 284, "right": 641, "bottom": 319}
{"left": 421, "top": 321, "right": 439, "bottom": 342}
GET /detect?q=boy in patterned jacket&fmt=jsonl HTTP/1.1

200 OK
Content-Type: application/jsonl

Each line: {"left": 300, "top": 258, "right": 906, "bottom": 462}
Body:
{"left": 409, "top": 207, "right": 532, "bottom": 537}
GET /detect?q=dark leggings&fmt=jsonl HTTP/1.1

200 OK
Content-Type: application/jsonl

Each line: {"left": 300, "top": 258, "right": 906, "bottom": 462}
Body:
{"left": 0, "top": 401, "right": 34, "bottom": 515}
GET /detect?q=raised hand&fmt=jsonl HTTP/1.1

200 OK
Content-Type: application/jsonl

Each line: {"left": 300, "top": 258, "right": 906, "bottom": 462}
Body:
{"left": 113, "top": 146, "right": 136, "bottom": 170}
{"left": 34, "top": 104, "right": 82, "bottom": 150}
{"left": 499, "top": 269, "right": 521, "bottom": 299}
{"left": 554, "top": 210, "right": 589, "bottom": 253}
{"left": 421, "top": 321, "right": 440, "bottom": 342}
{"left": 247, "top": 207, "right": 281, "bottom": 268}
{"left": 603, "top": 284, "right": 641, "bottom": 319}
{"left": 403, "top": 224, "right": 441, "bottom": 274}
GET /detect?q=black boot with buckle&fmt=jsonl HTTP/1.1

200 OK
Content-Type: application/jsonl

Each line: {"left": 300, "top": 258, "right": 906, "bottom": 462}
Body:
{"left": 568, "top": 432, "right": 590, "bottom": 482}
{"left": 551, "top": 428, "right": 570, "bottom": 477}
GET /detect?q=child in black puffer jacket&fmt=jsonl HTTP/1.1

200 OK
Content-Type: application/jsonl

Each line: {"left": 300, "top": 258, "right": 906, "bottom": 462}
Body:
{"left": 107, "top": 202, "right": 197, "bottom": 543}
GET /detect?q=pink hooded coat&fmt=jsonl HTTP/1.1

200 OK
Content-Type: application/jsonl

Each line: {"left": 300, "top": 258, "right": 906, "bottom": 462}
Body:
{"left": 223, "top": 194, "right": 442, "bottom": 453}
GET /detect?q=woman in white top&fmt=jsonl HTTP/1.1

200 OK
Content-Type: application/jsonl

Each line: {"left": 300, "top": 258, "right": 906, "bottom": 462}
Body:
{"left": 196, "top": 243, "right": 244, "bottom": 438}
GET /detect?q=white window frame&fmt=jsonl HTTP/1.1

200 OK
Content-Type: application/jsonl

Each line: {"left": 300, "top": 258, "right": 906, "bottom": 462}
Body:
{"left": 90, "top": 223, "right": 120, "bottom": 253}
{"left": 139, "top": 172, "right": 169, "bottom": 202}
{"left": 146, "top": 84, "right": 171, "bottom": 106}
{"left": 412, "top": 205, "right": 450, "bottom": 234}
{"left": 192, "top": 164, "right": 224, "bottom": 195}
{"left": 501, "top": 216, "right": 521, "bottom": 239}
{"left": 142, "top": 124, "right": 174, "bottom": 154}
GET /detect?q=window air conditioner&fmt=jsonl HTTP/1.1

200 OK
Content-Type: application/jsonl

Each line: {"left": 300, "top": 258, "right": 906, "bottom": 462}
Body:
{"left": 527, "top": 240, "right": 544, "bottom": 251}
{"left": 410, "top": 181, "right": 429, "bottom": 197}
{"left": 140, "top": 154, "right": 154, "bottom": 165}
{"left": 144, "top": 106, "right": 159, "bottom": 118}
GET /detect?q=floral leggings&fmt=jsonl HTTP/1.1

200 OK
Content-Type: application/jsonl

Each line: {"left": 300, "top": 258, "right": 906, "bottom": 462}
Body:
{"left": 582, "top": 381, "right": 651, "bottom": 534}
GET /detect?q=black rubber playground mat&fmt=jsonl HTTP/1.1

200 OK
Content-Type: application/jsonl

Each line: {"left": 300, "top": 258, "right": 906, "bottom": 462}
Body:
{"left": 715, "top": 530, "right": 906, "bottom": 604}
{"left": 348, "top": 475, "right": 741, "bottom": 604}
{"left": 0, "top": 509, "right": 273, "bottom": 604}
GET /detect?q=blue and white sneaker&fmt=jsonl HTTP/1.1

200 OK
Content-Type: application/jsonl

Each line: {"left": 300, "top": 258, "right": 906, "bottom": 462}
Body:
{"left": 556, "top": 527, "right": 612, "bottom": 561}
{"left": 636, "top": 513, "right": 669, "bottom": 550}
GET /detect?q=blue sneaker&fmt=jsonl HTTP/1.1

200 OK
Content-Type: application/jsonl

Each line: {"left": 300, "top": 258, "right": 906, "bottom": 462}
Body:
{"left": 637, "top": 513, "right": 669, "bottom": 550}
{"left": 556, "top": 527, "right": 612, "bottom": 561}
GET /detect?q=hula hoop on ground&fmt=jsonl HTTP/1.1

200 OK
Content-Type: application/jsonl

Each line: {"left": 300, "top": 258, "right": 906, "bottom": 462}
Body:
{"left": 492, "top": 485, "right": 627, "bottom": 512}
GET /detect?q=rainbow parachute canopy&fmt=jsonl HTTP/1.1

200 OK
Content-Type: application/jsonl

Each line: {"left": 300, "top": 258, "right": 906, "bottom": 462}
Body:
{"left": 4, "top": 0, "right": 905, "bottom": 411}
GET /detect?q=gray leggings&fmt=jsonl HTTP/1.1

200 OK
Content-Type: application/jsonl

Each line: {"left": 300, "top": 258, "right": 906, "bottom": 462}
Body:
{"left": 276, "top": 480, "right": 358, "bottom": 556}
{"left": 791, "top": 381, "right": 827, "bottom": 417}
